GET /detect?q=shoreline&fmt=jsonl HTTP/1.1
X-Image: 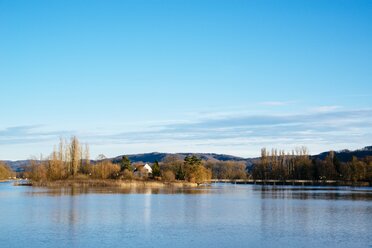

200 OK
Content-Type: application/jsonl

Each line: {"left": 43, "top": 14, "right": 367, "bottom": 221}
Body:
{"left": 13, "top": 179, "right": 371, "bottom": 188}
{"left": 15, "top": 179, "right": 199, "bottom": 188}
{"left": 210, "top": 179, "right": 371, "bottom": 187}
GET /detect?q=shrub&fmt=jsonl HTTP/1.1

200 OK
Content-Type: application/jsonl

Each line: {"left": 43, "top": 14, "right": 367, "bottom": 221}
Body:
{"left": 162, "top": 170, "right": 175, "bottom": 182}
{"left": 91, "top": 161, "right": 120, "bottom": 179}
{"left": 26, "top": 162, "right": 47, "bottom": 182}
{"left": 121, "top": 169, "right": 134, "bottom": 180}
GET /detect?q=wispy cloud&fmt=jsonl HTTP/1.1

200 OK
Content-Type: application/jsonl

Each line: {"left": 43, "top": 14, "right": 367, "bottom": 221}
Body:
{"left": 0, "top": 125, "right": 41, "bottom": 136}
{"left": 259, "top": 101, "right": 293, "bottom": 106}
{"left": 1, "top": 108, "right": 372, "bottom": 159}
{"left": 0, "top": 125, "right": 73, "bottom": 145}
{"left": 88, "top": 108, "right": 372, "bottom": 156}
{"left": 309, "top": 105, "right": 341, "bottom": 113}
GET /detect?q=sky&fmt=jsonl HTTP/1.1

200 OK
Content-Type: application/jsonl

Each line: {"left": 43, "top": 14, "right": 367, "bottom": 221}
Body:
{"left": 0, "top": 0, "right": 371, "bottom": 160}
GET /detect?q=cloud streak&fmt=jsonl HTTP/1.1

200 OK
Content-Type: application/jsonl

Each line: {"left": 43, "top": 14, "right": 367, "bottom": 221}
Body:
{"left": 0, "top": 125, "right": 73, "bottom": 145}
{"left": 1, "top": 108, "right": 372, "bottom": 159}
{"left": 259, "top": 101, "right": 293, "bottom": 106}
{"left": 309, "top": 105, "right": 341, "bottom": 113}
{"left": 129, "top": 109, "right": 370, "bottom": 137}
{"left": 94, "top": 108, "right": 372, "bottom": 156}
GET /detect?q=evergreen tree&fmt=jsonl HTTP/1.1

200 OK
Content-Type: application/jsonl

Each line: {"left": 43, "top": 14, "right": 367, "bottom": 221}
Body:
{"left": 184, "top": 155, "right": 203, "bottom": 182}
{"left": 152, "top": 160, "right": 161, "bottom": 178}
{"left": 120, "top": 156, "right": 132, "bottom": 172}
{"left": 176, "top": 164, "right": 185, "bottom": 180}
{"left": 333, "top": 153, "right": 342, "bottom": 177}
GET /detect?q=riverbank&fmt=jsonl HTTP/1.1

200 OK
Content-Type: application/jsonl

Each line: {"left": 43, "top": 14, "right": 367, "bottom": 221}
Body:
{"left": 210, "top": 179, "right": 371, "bottom": 187}
{"left": 16, "top": 179, "right": 199, "bottom": 188}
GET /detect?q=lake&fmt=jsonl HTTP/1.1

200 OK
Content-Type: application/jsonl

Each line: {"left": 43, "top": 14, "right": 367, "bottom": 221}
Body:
{"left": 0, "top": 181, "right": 371, "bottom": 248}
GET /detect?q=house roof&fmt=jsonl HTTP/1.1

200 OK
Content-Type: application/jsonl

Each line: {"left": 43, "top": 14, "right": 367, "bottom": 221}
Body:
{"left": 143, "top": 163, "right": 152, "bottom": 173}
{"left": 134, "top": 163, "right": 153, "bottom": 173}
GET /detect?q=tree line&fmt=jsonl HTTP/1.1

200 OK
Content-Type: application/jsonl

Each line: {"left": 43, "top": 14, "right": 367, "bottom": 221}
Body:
{"left": 16, "top": 138, "right": 372, "bottom": 183}
{"left": 24, "top": 137, "right": 124, "bottom": 181}
{"left": 252, "top": 147, "right": 372, "bottom": 182}
{"left": 23, "top": 137, "right": 215, "bottom": 184}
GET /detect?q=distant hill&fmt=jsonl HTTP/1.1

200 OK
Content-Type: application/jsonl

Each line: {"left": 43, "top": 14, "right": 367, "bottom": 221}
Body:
{"left": 112, "top": 152, "right": 252, "bottom": 164}
{"left": 3, "top": 146, "right": 372, "bottom": 172}
{"left": 2, "top": 160, "right": 31, "bottom": 172}
{"left": 112, "top": 152, "right": 169, "bottom": 164}
{"left": 312, "top": 146, "right": 372, "bottom": 162}
{"left": 4, "top": 153, "right": 253, "bottom": 172}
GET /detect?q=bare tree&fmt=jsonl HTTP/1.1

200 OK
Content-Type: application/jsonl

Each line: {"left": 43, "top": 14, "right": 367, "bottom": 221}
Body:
{"left": 69, "top": 136, "right": 81, "bottom": 176}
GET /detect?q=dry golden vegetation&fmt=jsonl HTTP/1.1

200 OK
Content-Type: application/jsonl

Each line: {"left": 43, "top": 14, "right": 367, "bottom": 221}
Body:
{"left": 24, "top": 137, "right": 215, "bottom": 184}
{"left": 0, "top": 162, "right": 15, "bottom": 180}
{"left": 20, "top": 137, "right": 372, "bottom": 185}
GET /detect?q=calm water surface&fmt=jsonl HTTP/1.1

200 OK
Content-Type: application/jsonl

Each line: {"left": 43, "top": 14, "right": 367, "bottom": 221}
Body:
{"left": 0, "top": 182, "right": 371, "bottom": 248}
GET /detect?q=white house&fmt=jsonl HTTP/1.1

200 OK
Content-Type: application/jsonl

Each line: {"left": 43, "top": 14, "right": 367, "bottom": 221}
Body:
{"left": 134, "top": 163, "right": 153, "bottom": 177}
{"left": 143, "top": 163, "right": 153, "bottom": 174}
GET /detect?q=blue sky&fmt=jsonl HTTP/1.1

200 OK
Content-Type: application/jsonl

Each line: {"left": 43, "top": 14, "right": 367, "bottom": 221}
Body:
{"left": 0, "top": 0, "right": 371, "bottom": 160}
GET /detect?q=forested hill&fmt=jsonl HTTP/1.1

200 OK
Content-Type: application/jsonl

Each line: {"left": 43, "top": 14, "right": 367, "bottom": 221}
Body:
{"left": 112, "top": 152, "right": 252, "bottom": 164}
{"left": 112, "top": 146, "right": 372, "bottom": 164}
{"left": 2, "top": 160, "right": 30, "bottom": 173}
{"left": 312, "top": 146, "right": 372, "bottom": 161}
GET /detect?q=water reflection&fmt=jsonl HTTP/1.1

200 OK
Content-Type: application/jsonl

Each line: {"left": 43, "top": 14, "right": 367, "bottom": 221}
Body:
{"left": 24, "top": 185, "right": 212, "bottom": 196}
{"left": 19, "top": 183, "right": 372, "bottom": 201}
{"left": 143, "top": 191, "right": 152, "bottom": 230}
{"left": 254, "top": 185, "right": 372, "bottom": 201}
{"left": 1, "top": 182, "right": 372, "bottom": 248}
{"left": 68, "top": 195, "right": 78, "bottom": 240}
